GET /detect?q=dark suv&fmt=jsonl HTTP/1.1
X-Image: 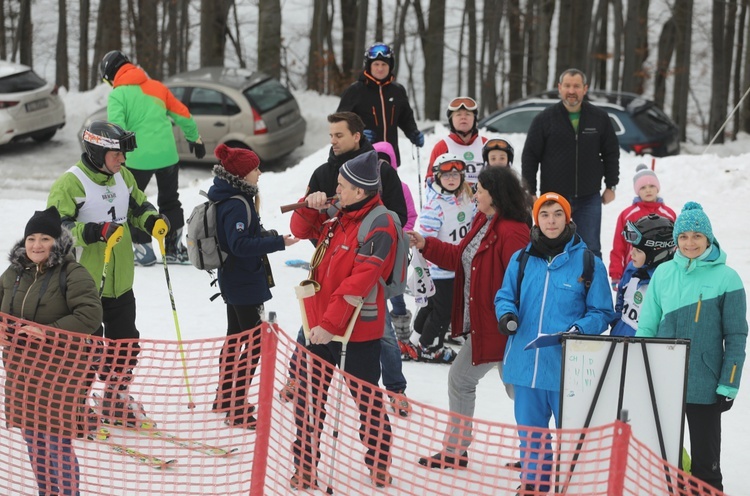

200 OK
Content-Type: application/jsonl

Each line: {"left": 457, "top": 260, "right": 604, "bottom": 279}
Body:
{"left": 478, "top": 90, "right": 680, "bottom": 157}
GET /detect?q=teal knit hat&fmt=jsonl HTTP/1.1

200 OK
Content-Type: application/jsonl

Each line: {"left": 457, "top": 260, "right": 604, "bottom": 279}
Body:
{"left": 673, "top": 201, "right": 713, "bottom": 244}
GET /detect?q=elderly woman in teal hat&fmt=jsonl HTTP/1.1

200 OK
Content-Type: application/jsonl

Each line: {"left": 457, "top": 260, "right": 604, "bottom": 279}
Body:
{"left": 637, "top": 201, "right": 748, "bottom": 492}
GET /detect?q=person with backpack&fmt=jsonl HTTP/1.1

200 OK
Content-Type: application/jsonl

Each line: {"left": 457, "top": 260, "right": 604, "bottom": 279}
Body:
{"left": 401, "top": 153, "right": 474, "bottom": 363}
{"left": 207, "top": 143, "right": 298, "bottom": 428}
{"left": 406, "top": 166, "right": 530, "bottom": 469}
{"left": 288, "top": 150, "right": 398, "bottom": 489}
{"left": 494, "top": 192, "right": 615, "bottom": 496}
{"left": 1, "top": 207, "right": 102, "bottom": 496}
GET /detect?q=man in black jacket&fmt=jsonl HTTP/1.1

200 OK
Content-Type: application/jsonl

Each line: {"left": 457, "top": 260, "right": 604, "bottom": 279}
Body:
{"left": 521, "top": 68, "right": 620, "bottom": 258}
{"left": 338, "top": 42, "right": 424, "bottom": 165}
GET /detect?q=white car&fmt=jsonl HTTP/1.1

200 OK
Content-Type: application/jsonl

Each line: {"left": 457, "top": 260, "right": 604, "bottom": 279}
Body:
{"left": 0, "top": 60, "right": 66, "bottom": 145}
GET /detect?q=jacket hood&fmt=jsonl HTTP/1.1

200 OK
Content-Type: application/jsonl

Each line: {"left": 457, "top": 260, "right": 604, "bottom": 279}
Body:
{"left": 113, "top": 63, "right": 149, "bottom": 87}
{"left": 372, "top": 141, "right": 398, "bottom": 169}
{"left": 8, "top": 229, "right": 75, "bottom": 272}
{"left": 208, "top": 165, "right": 259, "bottom": 202}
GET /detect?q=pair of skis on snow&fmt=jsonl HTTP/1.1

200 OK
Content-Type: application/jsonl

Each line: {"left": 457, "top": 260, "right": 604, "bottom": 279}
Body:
{"left": 88, "top": 393, "right": 239, "bottom": 469}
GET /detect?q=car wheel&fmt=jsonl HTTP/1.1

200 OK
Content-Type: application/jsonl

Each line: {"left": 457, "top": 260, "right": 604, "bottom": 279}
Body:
{"left": 32, "top": 130, "right": 57, "bottom": 142}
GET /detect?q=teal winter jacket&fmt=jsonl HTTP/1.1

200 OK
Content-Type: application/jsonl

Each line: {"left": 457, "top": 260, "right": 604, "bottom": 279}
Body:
{"left": 637, "top": 242, "right": 747, "bottom": 404}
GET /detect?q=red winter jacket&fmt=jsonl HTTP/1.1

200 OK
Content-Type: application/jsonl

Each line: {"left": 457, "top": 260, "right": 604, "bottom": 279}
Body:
{"left": 290, "top": 195, "right": 397, "bottom": 342}
{"left": 420, "top": 212, "right": 530, "bottom": 365}
{"left": 608, "top": 199, "right": 676, "bottom": 281}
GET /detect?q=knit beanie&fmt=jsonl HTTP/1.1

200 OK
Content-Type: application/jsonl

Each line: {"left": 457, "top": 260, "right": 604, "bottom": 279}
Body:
{"left": 532, "top": 192, "right": 572, "bottom": 226}
{"left": 25, "top": 206, "right": 62, "bottom": 238}
{"left": 673, "top": 201, "right": 714, "bottom": 243}
{"left": 215, "top": 143, "right": 260, "bottom": 177}
{"left": 340, "top": 150, "right": 381, "bottom": 191}
{"left": 633, "top": 163, "right": 660, "bottom": 195}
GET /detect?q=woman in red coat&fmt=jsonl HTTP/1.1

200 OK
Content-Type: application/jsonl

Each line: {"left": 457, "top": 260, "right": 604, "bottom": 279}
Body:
{"left": 407, "top": 166, "right": 531, "bottom": 469}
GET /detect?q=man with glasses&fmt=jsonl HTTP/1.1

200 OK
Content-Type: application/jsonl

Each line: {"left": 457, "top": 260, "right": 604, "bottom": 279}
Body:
{"left": 289, "top": 150, "right": 397, "bottom": 488}
{"left": 426, "top": 96, "right": 488, "bottom": 187}
{"left": 338, "top": 42, "right": 424, "bottom": 165}
{"left": 521, "top": 68, "right": 620, "bottom": 258}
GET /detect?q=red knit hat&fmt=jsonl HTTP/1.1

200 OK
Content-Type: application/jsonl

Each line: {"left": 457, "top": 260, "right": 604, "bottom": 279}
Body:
{"left": 215, "top": 143, "right": 260, "bottom": 177}
{"left": 532, "top": 192, "right": 572, "bottom": 225}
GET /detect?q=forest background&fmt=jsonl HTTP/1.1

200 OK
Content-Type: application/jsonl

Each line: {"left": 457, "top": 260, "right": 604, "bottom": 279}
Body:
{"left": 0, "top": 0, "right": 744, "bottom": 147}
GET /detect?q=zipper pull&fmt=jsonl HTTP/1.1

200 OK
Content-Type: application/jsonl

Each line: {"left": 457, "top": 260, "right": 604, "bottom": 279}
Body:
{"left": 694, "top": 293, "right": 702, "bottom": 323}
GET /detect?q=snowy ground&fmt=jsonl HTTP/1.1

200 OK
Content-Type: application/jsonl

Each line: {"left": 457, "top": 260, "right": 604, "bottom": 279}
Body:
{"left": 0, "top": 87, "right": 748, "bottom": 495}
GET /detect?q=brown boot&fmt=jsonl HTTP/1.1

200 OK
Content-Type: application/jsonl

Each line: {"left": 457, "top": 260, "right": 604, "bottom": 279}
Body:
{"left": 289, "top": 466, "right": 317, "bottom": 490}
{"left": 368, "top": 463, "right": 393, "bottom": 488}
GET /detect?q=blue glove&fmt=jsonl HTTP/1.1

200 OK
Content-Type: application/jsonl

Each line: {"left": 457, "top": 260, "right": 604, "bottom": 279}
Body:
{"left": 409, "top": 129, "right": 425, "bottom": 147}
{"left": 363, "top": 129, "right": 377, "bottom": 143}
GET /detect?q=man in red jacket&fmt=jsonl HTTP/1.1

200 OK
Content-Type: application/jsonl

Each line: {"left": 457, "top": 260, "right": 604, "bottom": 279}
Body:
{"left": 289, "top": 150, "right": 397, "bottom": 490}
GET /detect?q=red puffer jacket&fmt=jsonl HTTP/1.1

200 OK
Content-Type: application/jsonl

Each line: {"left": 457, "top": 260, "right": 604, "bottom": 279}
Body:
{"left": 290, "top": 195, "right": 397, "bottom": 342}
{"left": 421, "top": 212, "right": 529, "bottom": 365}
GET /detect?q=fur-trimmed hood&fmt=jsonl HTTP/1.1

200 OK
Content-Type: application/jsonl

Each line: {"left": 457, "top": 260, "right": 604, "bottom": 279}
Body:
{"left": 212, "top": 164, "right": 259, "bottom": 198}
{"left": 8, "top": 228, "right": 75, "bottom": 272}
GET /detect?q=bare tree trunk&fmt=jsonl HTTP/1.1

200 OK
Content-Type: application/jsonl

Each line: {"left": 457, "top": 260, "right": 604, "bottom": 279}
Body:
{"left": 165, "top": 0, "right": 178, "bottom": 75}
{"left": 622, "top": 0, "right": 649, "bottom": 94}
{"left": 78, "top": 0, "right": 89, "bottom": 90}
{"left": 466, "top": 0, "right": 477, "bottom": 100}
{"left": 610, "top": 0, "right": 624, "bottom": 91}
{"left": 555, "top": 0, "right": 572, "bottom": 77}
{"left": 417, "top": 0, "right": 446, "bottom": 121}
{"left": 179, "top": 0, "right": 190, "bottom": 72}
{"left": 307, "top": 0, "right": 327, "bottom": 92}
{"left": 654, "top": 17, "right": 676, "bottom": 108}
{"left": 132, "top": 0, "right": 159, "bottom": 78}
{"left": 56, "top": 0, "right": 69, "bottom": 89}
{"left": 18, "top": 0, "right": 32, "bottom": 66}
{"left": 375, "top": 0, "right": 384, "bottom": 42}
{"left": 732, "top": 0, "right": 747, "bottom": 139}
{"left": 259, "top": 0, "right": 282, "bottom": 78}
{"left": 91, "top": 0, "right": 121, "bottom": 88}
{"left": 672, "top": 0, "right": 693, "bottom": 142}
{"left": 741, "top": 0, "right": 750, "bottom": 132}
{"left": 340, "top": 0, "right": 357, "bottom": 81}
{"left": 200, "top": 0, "right": 233, "bottom": 67}
{"left": 508, "top": 0, "right": 523, "bottom": 101}
{"left": 589, "top": 0, "right": 608, "bottom": 90}
{"left": 481, "top": 0, "right": 503, "bottom": 115}
{"left": 709, "top": 0, "right": 728, "bottom": 144}
{"left": 0, "top": 0, "right": 6, "bottom": 59}
{"left": 226, "top": 2, "right": 246, "bottom": 67}
{"left": 526, "top": 0, "right": 554, "bottom": 94}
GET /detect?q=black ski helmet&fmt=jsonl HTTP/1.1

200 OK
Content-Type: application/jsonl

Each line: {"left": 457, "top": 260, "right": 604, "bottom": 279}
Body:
{"left": 100, "top": 50, "right": 130, "bottom": 84}
{"left": 82, "top": 121, "right": 137, "bottom": 171}
{"left": 363, "top": 42, "right": 394, "bottom": 73}
{"left": 446, "top": 96, "right": 478, "bottom": 135}
{"left": 623, "top": 214, "right": 676, "bottom": 266}
{"left": 482, "top": 138, "right": 515, "bottom": 165}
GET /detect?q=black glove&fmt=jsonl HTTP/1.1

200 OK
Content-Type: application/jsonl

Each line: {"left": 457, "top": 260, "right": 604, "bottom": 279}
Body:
{"left": 188, "top": 138, "right": 206, "bottom": 159}
{"left": 409, "top": 129, "right": 425, "bottom": 147}
{"left": 717, "top": 395, "right": 734, "bottom": 412}
{"left": 83, "top": 222, "right": 121, "bottom": 244}
{"left": 144, "top": 214, "right": 170, "bottom": 237}
{"left": 498, "top": 313, "right": 518, "bottom": 336}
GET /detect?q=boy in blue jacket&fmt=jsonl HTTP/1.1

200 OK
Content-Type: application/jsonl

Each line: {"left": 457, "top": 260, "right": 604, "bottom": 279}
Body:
{"left": 494, "top": 192, "right": 615, "bottom": 496}
{"left": 611, "top": 214, "right": 675, "bottom": 336}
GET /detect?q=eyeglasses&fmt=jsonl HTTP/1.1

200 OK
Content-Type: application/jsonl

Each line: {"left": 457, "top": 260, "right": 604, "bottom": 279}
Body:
{"left": 622, "top": 220, "right": 642, "bottom": 245}
{"left": 439, "top": 171, "right": 462, "bottom": 179}
{"left": 447, "top": 97, "right": 478, "bottom": 112}
{"left": 484, "top": 138, "right": 512, "bottom": 152}
{"left": 436, "top": 160, "right": 465, "bottom": 173}
{"left": 365, "top": 43, "right": 393, "bottom": 60}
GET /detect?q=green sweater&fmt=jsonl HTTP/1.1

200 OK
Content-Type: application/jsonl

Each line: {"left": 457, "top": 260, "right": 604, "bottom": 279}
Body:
{"left": 637, "top": 243, "right": 747, "bottom": 404}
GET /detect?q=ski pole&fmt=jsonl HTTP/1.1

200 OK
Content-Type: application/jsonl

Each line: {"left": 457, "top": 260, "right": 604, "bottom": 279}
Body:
{"left": 325, "top": 295, "right": 364, "bottom": 495}
{"left": 153, "top": 218, "right": 195, "bottom": 409}
{"left": 415, "top": 146, "right": 423, "bottom": 209}
{"left": 99, "top": 226, "right": 124, "bottom": 297}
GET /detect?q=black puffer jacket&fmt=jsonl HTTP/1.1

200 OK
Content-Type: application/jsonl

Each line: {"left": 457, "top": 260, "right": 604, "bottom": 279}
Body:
{"left": 305, "top": 140, "right": 408, "bottom": 227}
{"left": 337, "top": 72, "right": 419, "bottom": 165}
{"left": 521, "top": 100, "right": 620, "bottom": 198}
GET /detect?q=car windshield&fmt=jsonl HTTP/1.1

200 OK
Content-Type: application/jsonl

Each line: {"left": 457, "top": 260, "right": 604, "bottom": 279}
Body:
{"left": 631, "top": 105, "right": 675, "bottom": 134}
{"left": 0, "top": 70, "right": 46, "bottom": 93}
{"left": 244, "top": 78, "right": 293, "bottom": 113}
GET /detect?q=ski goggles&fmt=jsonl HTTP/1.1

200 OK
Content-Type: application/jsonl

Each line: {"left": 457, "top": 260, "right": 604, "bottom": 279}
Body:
{"left": 365, "top": 43, "right": 393, "bottom": 60}
{"left": 447, "top": 97, "right": 478, "bottom": 112}
{"left": 83, "top": 130, "right": 137, "bottom": 153}
{"left": 484, "top": 138, "right": 512, "bottom": 152}
{"left": 622, "top": 220, "right": 643, "bottom": 245}
{"left": 436, "top": 160, "right": 465, "bottom": 173}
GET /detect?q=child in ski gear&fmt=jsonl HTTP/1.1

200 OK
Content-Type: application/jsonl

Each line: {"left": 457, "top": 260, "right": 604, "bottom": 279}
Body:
{"left": 608, "top": 163, "right": 676, "bottom": 289}
{"left": 47, "top": 121, "right": 163, "bottom": 424}
{"left": 373, "top": 141, "right": 416, "bottom": 342}
{"left": 611, "top": 214, "right": 675, "bottom": 337}
{"left": 494, "top": 192, "right": 614, "bottom": 494}
{"left": 337, "top": 42, "right": 423, "bottom": 165}
{"left": 208, "top": 144, "right": 297, "bottom": 428}
{"left": 101, "top": 50, "right": 204, "bottom": 266}
{"left": 289, "top": 150, "right": 397, "bottom": 488}
{"left": 425, "top": 97, "right": 488, "bottom": 186}
{"left": 483, "top": 138, "right": 514, "bottom": 167}
{"left": 409, "top": 166, "right": 530, "bottom": 468}
{"left": 402, "top": 153, "right": 474, "bottom": 363}
{"left": 637, "top": 202, "right": 747, "bottom": 492}
{"left": 1, "top": 207, "right": 102, "bottom": 496}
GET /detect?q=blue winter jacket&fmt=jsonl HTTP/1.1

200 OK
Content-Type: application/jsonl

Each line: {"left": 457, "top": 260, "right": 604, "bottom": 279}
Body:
{"left": 207, "top": 175, "right": 285, "bottom": 306}
{"left": 494, "top": 235, "right": 615, "bottom": 391}
{"left": 611, "top": 262, "right": 655, "bottom": 337}
{"left": 637, "top": 242, "right": 747, "bottom": 404}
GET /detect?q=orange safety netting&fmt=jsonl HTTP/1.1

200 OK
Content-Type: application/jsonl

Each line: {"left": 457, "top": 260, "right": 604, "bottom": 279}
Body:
{"left": 0, "top": 312, "right": 726, "bottom": 496}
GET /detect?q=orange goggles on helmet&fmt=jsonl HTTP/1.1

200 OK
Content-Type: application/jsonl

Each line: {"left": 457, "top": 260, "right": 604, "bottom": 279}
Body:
{"left": 447, "top": 97, "right": 478, "bottom": 112}
{"left": 436, "top": 160, "right": 465, "bottom": 173}
{"left": 484, "top": 138, "right": 512, "bottom": 151}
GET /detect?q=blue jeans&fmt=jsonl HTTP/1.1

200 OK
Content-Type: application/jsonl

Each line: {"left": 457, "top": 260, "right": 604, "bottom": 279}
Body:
{"left": 570, "top": 192, "right": 602, "bottom": 258}
{"left": 23, "top": 429, "right": 80, "bottom": 496}
{"left": 293, "top": 312, "right": 407, "bottom": 393}
{"left": 389, "top": 294, "right": 407, "bottom": 315}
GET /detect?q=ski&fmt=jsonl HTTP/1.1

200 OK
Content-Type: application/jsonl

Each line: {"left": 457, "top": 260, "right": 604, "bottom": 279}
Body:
{"left": 91, "top": 392, "right": 238, "bottom": 457}
{"left": 89, "top": 428, "right": 177, "bottom": 469}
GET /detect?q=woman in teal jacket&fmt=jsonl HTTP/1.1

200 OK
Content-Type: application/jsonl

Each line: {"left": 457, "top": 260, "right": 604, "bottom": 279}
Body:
{"left": 637, "top": 202, "right": 747, "bottom": 492}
